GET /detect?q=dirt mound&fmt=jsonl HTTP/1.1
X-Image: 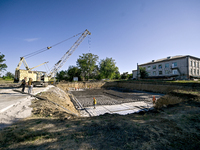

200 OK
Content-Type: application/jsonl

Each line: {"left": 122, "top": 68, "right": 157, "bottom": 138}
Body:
{"left": 155, "top": 95, "right": 182, "bottom": 108}
{"left": 155, "top": 90, "right": 200, "bottom": 109}
{"left": 31, "top": 87, "right": 80, "bottom": 119}
{"left": 56, "top": 84, "right": 69, "bottom": 92}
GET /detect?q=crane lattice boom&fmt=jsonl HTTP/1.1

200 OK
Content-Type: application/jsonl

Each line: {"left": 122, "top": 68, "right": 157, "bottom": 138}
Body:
{"left": 47, "top": 29, "right": 91, "bottom": 78}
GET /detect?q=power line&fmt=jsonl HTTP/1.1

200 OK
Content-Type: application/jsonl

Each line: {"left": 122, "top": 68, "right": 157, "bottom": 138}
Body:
{"left": 23, "top": 31, "right": 84, "bottom": 59}
{"left": 23, "top": 47, "right": 49, "bottom": 58}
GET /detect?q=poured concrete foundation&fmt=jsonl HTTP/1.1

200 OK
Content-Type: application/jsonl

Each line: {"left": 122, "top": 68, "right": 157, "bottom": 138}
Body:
{"left": 70, "top": 88, "right": 163, "bottom": 116}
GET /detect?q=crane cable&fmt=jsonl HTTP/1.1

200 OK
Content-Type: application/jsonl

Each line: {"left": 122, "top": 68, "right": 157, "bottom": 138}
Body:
{"left": 23, "top": 31, "right": 84, "bottom": 59}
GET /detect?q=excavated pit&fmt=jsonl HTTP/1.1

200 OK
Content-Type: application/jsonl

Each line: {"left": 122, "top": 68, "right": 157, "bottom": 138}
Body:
{"left": 68, "top": 87, "right": 164, "bottom": 116}
{"left": 71, "top": 88, "right": 162, "bottom": 107}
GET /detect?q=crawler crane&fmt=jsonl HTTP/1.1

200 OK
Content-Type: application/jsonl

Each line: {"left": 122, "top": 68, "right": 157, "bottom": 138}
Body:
{"left": 15, "top": 29, "right": 91, "bottom": 86}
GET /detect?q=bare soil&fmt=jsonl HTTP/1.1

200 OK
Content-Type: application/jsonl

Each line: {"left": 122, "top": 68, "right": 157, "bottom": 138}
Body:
{"left": 31, "top": 87, "right": 80, "bottom": 119}
{"left": 0, "top": 100, "right": 200, "bottom": 150}
{"left": 0, "top": 84, "right": 200, "bottom": 149}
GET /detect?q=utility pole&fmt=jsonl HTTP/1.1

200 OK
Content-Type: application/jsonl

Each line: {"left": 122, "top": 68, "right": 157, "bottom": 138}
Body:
{"left": 137, "top": 63, "right": 138, "bottom": 80}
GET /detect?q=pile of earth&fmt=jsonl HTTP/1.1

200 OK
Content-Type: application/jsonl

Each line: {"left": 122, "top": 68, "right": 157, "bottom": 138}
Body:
{"left": 30, "top": 87, "right": 80, "bottom": 119}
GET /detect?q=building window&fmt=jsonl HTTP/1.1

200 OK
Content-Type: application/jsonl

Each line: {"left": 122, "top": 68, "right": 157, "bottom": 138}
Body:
{"left": 172, "top": 62, "right": 177, "bottom": 68}
{"left": 194, "top": 62, "right": 196, "bottom": 67}
{"left": 194, "top": 69, "right": 196, "bottom": 75}
{"left": 153, "top": 71, "right": 156, "bottom": 75}
{"left": 190, "top": 61, "right": 193, "bottom": 66}
{"left": 165, "top": 63, "right": 169, "bottom": 68}
{"left": 159, "top": 71, "right": 162, "bottom": 75}
{"left": 153, "top": 65, "right": 156, "bottom": 69}
{"left": 158, "top": 64, "right": 162, "bottom": 69}
{"left": 173, "top": 69, "right": 178, "bottom": 74}
{"left": 197, "top": 62, "right": 199, "bottom": 68}
{"left": 147, "top": 66, "right": 151, "bottom": 70}
{"left": 191, "top": 69, "right": 193, "bottom": 74}
{"left": 165, "top": 70, "right": 169, "bottom": 74}
{"left": 197, "top": 70, "right": 199, "bottom": 75}
{"left": 148, "top": 72, "right": 151, "bottom": 76}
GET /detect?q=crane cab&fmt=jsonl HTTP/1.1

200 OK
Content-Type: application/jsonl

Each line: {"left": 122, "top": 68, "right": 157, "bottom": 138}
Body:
{"left": 15, "top": 69, "right": 48, "bottom": 87}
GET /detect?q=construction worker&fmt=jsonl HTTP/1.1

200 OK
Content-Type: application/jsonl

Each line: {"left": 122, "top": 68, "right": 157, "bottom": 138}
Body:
{"left": 93, "top": 97, "right": 97, "bottom": 109}
{"left": 28, "top": 78, "right": 33, "bottom": 94}
{"left": 153, "top": 96, "right": 156, "bottom": 104}
{"left": 21, "top": 77, "right": 27, "bottom": 93}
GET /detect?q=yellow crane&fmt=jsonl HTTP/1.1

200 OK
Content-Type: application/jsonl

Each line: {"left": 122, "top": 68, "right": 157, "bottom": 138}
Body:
{"left": 14, "top": 57, "right": 49, "bottom": 85}
{"left": 15, "top": 57, "right": 48, "bottom": 71}
{"left": 15, "top": 29, "right": 91, "bottom": 86}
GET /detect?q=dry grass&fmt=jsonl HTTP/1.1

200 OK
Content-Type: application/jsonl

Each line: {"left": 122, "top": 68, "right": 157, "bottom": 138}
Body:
{"left": 1, "top": 85, "right": 200, "bottom": 149}
{"left": 1, "top": 99, "right": 200, "bottom": 149}
{"left": 155, "top": 95, "right": 182, "bottom": 108}
{"left": 0, "top": 78, "right": 14, "bottom": 83}
{"left": 155, "top": 89, "right": 200, "bottom": 109}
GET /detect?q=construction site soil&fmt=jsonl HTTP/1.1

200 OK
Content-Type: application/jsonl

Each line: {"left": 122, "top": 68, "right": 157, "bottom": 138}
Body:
{"left": 71, "top": 88, "right": 160, "bottom": 107}
{"left": 0, "top": 82, "right": 200, "bottom": 149}
{"left": 31, "top": 87, "right": 80, "bottom": 119}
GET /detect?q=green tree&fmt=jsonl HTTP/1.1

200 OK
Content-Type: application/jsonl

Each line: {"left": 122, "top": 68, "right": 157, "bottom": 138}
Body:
{"left": 5, "top": 72, "right": 14, "bottom": 79}
{"left": 128, "top": 73, "right": 133, "bottom": 79}
{"left": 139, "top": 67, "right": 148, "bottom": 79}
{"left": 121, "top": 72, "right": 128, "bottom": 79}
{"left": 113, "top": 70, "right": 121, "bottom": 79}
{"left": 67, "top": 66, "right": 82, "bottom": 81}
{"left": 56, "top": 70, "right": 68, "bottom": 81}
{"left": 90, "top": 65, "right": 100, "bottom": 80}
{"left": 76, "top": 53, "right": 99, "bottom": 81}
{"left": 3, "top": 72, "right": 14, "bottom": 80}
{"left": 0, "top": 53, "right": 7, "bottom": 75}
{"left": 99, "top": 57, "right": 119, "bottom": 79}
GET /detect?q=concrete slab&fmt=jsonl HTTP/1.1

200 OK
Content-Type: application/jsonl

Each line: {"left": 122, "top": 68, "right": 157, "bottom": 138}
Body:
{"left": 103, "top": 104, "right": 130, "bottom": 112}
{"left": 122, "top": 101, "right": 153, "bottom": 108}
{"left": 85, "top": 106, "right": 111, "bottom": 116}
{"left": 113, "top": 109, "right": 139, "bottom": 115}
{"left": 83, "top": 101, "right": 154, "bottom": 117}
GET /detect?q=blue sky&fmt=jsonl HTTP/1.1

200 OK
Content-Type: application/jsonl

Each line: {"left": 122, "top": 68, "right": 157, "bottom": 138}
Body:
{"left": 0, "top": 0, "right": 200, "bottom": 75}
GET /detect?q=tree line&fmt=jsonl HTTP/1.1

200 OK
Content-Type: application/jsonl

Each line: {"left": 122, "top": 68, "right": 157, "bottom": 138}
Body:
{"left": 56, "top": 53, "right": 133, "bottom": 81}
{"left": 0, "top": 52, "right": 15, "bottom": 80}
{"left": 0, "top": 52, "right": 147, "bottom": 81}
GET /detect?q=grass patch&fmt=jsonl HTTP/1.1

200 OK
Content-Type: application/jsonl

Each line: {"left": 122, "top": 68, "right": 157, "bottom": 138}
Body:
{"left": 1, "top": 83, "right": 200, "bottom": 149}
{"left": 1, "top": 101, "right": 200, "bottom": 150}
{"left": 0, "top": 78, "right": 14, "bottom": 83}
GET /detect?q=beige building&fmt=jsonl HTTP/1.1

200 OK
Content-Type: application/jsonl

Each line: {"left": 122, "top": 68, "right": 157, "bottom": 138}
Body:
{"left": 137, "top": 55, "right": 200, "bottom": 79}
{"left": 132, "top": 70, "right": 137, "bottom": 79}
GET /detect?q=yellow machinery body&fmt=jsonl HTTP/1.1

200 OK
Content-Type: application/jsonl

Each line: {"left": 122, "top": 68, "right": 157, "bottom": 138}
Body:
{"left": 15, "top": 69, "right": 49, "bottom": 86}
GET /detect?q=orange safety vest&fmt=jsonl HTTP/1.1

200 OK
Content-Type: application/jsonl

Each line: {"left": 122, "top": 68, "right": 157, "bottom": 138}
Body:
{"left": 153, "top": 96, "right": 156, "bottom": 103}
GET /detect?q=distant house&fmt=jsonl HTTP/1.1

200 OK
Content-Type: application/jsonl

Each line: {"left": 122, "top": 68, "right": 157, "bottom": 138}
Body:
{"left": 137, "top": 55, "right": 200, "bottom": 80}
{"left": 132, "top": 70, "right": 137, "bottom": 79}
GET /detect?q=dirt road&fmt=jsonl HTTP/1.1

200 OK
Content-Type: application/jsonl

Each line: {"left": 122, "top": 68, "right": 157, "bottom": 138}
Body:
{"left": 0, "top": 85, "right": 53, "bottom": 129}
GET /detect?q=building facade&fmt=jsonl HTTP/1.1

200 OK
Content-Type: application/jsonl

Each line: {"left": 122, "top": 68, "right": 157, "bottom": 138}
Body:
{"left": 132, "top": 70, "right": 137, "bottom": 79}
{"left": 138, "top": 55, "right": 200, "bottom": 79}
